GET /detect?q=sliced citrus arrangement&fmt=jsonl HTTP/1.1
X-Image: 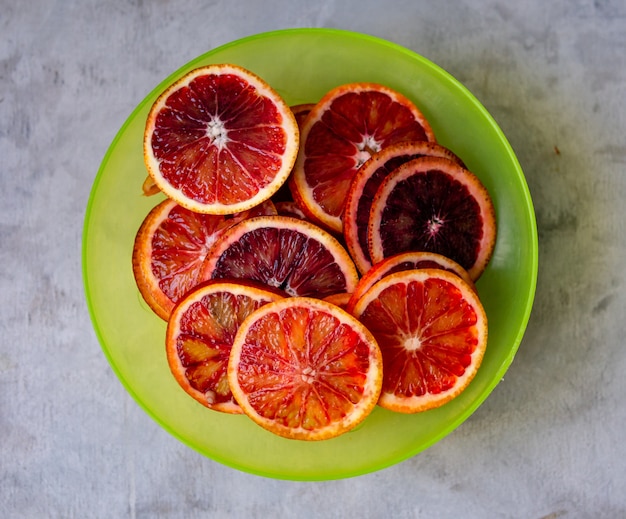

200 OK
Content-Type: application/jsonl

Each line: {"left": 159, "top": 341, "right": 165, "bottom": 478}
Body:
{"left": 351, "top": 269, "right": 488, "bottom": 413}
{"left": 289, "top": 83, "right": 436, "bottom": 233}
{"left": 132, "top": 198, "right": 275, "bottom": 320}
{"left": 368, "top": 156, "right": 496, "bottom": 281}
{"left": 166, "top": 280, "right": 284, "bottom": 413}
{"left": 144, "top": 64, "right": 299, "bottom": 214}
{"left": 130, "top": 67, "right": 498, "bottom": 440}
{"left": 201, "top": 215, "right": 359, "bottom": 299}
{"left": 227, "top": 297, "right": 383, "bottom": 440}
{"left": 345, "top": 251, "right": 474, "bottom": 314}
{"left": 343, "top": 141, "right": 466, "bottom": 274}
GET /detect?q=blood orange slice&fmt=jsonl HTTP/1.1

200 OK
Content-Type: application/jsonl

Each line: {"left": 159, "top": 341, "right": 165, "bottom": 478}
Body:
{"left": 343, "top": 141, "right": 466, "bottom": 274}
{"left": 289, "top": 83, "right": 436, "bottom": 233}
{"left": 345, "top": 251, "right": 474, "bottom": 314}
{"left": 228, "top": 297, "right": 383, "bottom": 440}
{"left": 352, "top": 269, "right": 488, "bottom": 413}
{"left": 144, "top": 64, "right": 299, "bottom": 214}
{"left": 368, "top": 156, "right": 496, "bottom": 281}
{"left": 132, "top": 198, "right": 276, "bottom": 320}
{"left": 166, "top": 280, "right": 284, "bottom": 413}
{"left": 201, "top": 215, "right": 359, "bottom": 299}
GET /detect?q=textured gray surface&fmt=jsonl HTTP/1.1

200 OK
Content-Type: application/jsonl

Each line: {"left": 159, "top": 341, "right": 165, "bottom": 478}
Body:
{"left": 2, "top": 0, "right": 626, "bottom": 517}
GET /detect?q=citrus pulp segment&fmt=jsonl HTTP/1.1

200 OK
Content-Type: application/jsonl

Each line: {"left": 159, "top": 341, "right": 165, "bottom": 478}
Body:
{"left": 227, "top": 297, "right": 383, "bottom": 440}
{"left": 345, "top": 251, "right": 474, "bottom": 314}
{"left": 132, "top": 198, "right": 276, "bottom": 320}
{"left": 143, "top": 64, "right": 299, "bottom": 214}
{"left": 368, "top": 156, "right": 496, "bottom": 281}
{"left": 201, "top": 215, "right": 359, "bottom": 299}
{"left": 289, "top": 83, "right": 436, "bottom": 233}
{"left": 343, "top": 141, "right": 466, "bottom": 274}
{"left": 166, "top": 280, "right": 284, "bottom": 413}
{"left": 351, "top": 269, "right": 488, "bottom": 413}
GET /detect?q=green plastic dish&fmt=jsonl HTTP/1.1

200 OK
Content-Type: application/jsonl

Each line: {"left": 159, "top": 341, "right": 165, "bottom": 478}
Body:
{"left": 83, "top": 28, "right": 537, "bottom": 480}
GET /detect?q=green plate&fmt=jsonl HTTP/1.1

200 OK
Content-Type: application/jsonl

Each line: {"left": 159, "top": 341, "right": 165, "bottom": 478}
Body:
{"left": 83, "top": 28, "right": 537, "bottom": 480}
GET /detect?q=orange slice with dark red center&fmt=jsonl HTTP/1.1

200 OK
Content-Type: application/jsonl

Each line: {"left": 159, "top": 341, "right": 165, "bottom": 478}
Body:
{"left": 343, "top": 140, "right": 465, "bottom": 274}
{"left": 368, "top": 156, "right": 496, "bottom": 281}
{"left": 201, "top": 215, "right": 359, "bottom": 299}
{"left": 144, "top": 64, "right": 299, "bottom": 214}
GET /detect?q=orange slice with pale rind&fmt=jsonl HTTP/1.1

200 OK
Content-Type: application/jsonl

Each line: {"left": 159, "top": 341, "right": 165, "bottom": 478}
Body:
{"left": 144, "top": 64, "right": 299, "bottom": 214}
{"left": 166, "top": 280, "right": 284, "bottom": 413}
{"left": 228, "top": 297, "right": 383, "bottom": 440}
{"left": 352, "top": 269, "right": 488, "bottom": 413}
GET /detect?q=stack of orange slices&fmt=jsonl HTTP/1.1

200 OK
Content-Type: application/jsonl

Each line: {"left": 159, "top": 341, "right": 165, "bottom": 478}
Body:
{"left": 132, "top": 63, "right": 496, "bottom": 441}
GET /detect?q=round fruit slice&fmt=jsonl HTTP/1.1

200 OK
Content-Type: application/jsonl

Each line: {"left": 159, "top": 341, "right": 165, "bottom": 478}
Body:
{"left": 144, "top": 64, "right": 299, "bottom": 214}
{"left": 228, "top": 297, "right": 383, "bottom": 440}
{"left": 351, "top": 269, "right": 488, "bottom": 413}
{"left": 289, "top": 83, "right": 436, "bottom": 233}
{"left": 343, "top": 141, "right": 465, "bottom": 274}
{"left": 368, "top": 156, "right": 496, "bottom": 281}
{"left": 345, "top": 251, "right": 474, "bottom": 314}
{"left": 166, "top": 280, "right": 284, "bottom": 413}
{"left": 132, "top": 198, "right": 276, "bottom": 320}
{"left": 201, "top": 215, "right": 359, "bottom": 299}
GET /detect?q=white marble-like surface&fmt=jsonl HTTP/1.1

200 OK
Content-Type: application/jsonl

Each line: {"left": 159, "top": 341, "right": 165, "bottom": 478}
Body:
{"left": 2, "top": 0, "right": 625, "bottom": 517}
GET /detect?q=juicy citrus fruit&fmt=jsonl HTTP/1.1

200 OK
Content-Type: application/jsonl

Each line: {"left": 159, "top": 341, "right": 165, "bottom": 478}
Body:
{"left": 351, "top": 269, "right": 488, "bottom": 413}
{"left": 166, "top": 280, "right": 284, "bottom": 413}
{"left": 144, "top": 64, "right": 299, "bottom": 214}
{"left": 201, "top": 215, "right": 359, "bottom": 299}
{"left": 343, "top": 141, "right": 465, "bottom": 274}
{"left": 289, "top": 83, "right": 436, "bottom": 233}
{"left": 345, "top": 251, "right": 474, "bottom": 314}
{"left": 132, "top": 198, "right": 276, "bottom": 320}
{"left": 368, "top": 156, "right": 496, "bottom": 281}
{"left": 227, "top": 297, "right": 383, "bottom": 440}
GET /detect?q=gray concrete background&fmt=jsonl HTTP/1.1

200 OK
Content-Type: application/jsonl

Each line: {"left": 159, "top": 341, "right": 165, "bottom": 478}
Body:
{"left": 2, "top": 0, "right": 625, "bottom": 517}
